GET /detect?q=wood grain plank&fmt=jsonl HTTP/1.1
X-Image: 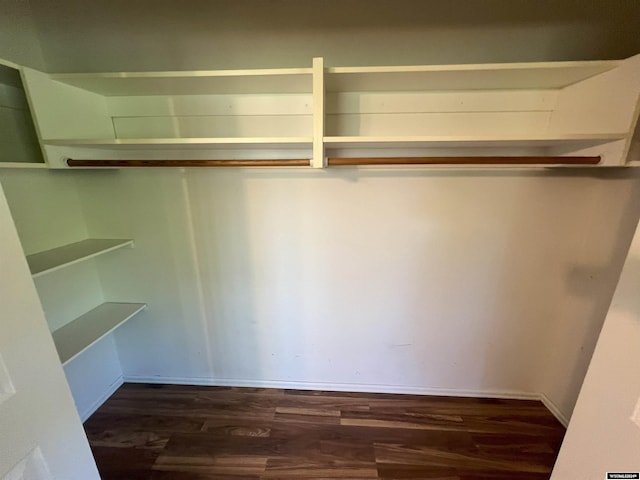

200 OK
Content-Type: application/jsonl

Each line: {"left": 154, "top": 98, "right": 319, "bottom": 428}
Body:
{"left": 151, "top": 472, "right": 260, "bottom": 480}
{"left": 87, "top": 430, "right": 170, "bottom": 449}
{"left": 85, "top": 412, "right": 205, "bottom": 435}
{"left": 153, "top": 454, "right": 268, "bottom": 475}
{"left": 276, "top": 406, "right": 341, "bottom": 417}
{"left": 201, "top": 418, "right": 272, "bottom": 437}
{"left": 90, "top": 445, "right": 161, "bottom": 480}
{"left": 374, "top": 443, "right": 553, "bottom": 473}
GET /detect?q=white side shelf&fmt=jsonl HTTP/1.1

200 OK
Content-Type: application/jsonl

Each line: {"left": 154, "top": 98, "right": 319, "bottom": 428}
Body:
{"left": 0, "top": 61, "right": 46, "bottom": 166}
{"left": 52, "top": 302, "right": 146, "bottom": 365}
{"left": 27, "top": 238, "right": 133, "bottom": 277}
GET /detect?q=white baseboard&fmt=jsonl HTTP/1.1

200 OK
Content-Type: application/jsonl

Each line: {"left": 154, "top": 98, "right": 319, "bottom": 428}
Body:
{"left": 539, "top": 392, "right": 570, "bottom": 427}
{"left": 78, "top": 375, "right": 124, "bottom": 422}
{"left": 122, "top": 376, "right": 570, "bottom": 426}
{"left": 123, "top": 375, "right": 540, "bottom": 401}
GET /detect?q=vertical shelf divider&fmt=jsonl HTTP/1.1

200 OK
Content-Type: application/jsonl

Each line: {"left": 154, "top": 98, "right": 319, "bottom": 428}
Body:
{"left": 312, "top": 57, "right": 325, "bottom": 168}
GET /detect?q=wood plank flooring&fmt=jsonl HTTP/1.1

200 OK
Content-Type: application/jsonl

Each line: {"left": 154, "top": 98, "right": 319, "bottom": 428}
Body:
{"left": 84, "top": 384, "right": 565, "bottom": 479}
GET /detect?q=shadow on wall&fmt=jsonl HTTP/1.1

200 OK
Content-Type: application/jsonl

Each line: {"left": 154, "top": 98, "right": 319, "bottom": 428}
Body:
{"left": 75, "top": 169, "right": 225, "bottom": 381}
{"left": 184, "top": 169, "right": 308, "bottom": 384}
{"left": 540, "top": 168, "right": 640, "bottom": 417}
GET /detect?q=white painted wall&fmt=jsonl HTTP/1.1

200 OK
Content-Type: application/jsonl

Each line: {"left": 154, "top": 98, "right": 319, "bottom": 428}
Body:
{"left": 71, "top": 168, "right": 640, "bottom": 415}
{"left": 0, "top": 181, "right": 99, "bottom": 479}
{"left": 63, "top": 336, "right": 125, "bottom": 421}
{"left": 551, "top": 218, "right": 640, "bottom": 479}
{"left": 0, "top": 0, "right": 44, "bottom": 69}
{"left": 0, "top": 170, "right": 125, "bottom": 420}
{"left": 28, "top": 0, "right": 640, "bottom": 72}
{"left": 0, "top": 171, "right": 88, "bottom": 253}
{"left": 0, "top": 65, "right": 43, "bottom": 164}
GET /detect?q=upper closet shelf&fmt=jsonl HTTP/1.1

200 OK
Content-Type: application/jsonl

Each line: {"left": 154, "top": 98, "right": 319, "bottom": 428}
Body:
{"left": 325, "top": 60, "right": 619, "bottom": 91}
{"left": 27, "top": 238, "right": 133, "bottom": 278}
{"left": 49, "top": 68, "right": 313, "bottom": 95}
{"left": 15, "top": 54, "right": 640, "bottom": 168}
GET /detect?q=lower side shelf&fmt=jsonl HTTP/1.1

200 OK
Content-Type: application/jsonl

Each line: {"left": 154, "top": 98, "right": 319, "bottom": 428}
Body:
{"left": 52, "top": 302, "right": 147, "bottom": 365}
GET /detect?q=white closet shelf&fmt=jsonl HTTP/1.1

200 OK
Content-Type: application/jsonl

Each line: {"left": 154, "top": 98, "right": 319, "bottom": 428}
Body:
{"left": 27, "top": 238, "right": 134, "bottom": 277}
{"left": 43, "top": 137, "right": 313, "bottom": 150}
{"left": 323, "top": 134, "right": 625, "bottom": 150}
{"left": 49, "top": 68, "right": 313, "bottom": 96}
{"left": 325, "top": 60, "right": 619, "bottom": 92}
{"left": 52, "top": 302, "right": 147, "bottom": 365}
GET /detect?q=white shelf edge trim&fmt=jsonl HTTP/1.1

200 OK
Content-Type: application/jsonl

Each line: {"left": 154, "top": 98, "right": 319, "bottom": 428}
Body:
{"left": 54, "top": 302, "right": 147, "bottom": 366}
{"left": 42, "top": 137, "right": 313, "bottom": 147}
{"left": 28, "top": 238, "right": 134, "bottom": 278}
{"left": 41, "top": 135, "right": 623, "bottom": 148}
{"left": 327, "top": 59, "right": 620, "bottom": 74}
{"left": 50, "top": 67, "right": 313, "bottom": 80}
{"left": 323, "top": 133, "right": 625, "bottom": 144}
{"left": 0, "top": 162, "right": 48, "bottom": 169}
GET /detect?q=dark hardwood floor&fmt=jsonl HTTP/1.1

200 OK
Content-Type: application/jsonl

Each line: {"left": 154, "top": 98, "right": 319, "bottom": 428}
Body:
{"left": 84, "top": 384, "right": 565, "bottom": 479}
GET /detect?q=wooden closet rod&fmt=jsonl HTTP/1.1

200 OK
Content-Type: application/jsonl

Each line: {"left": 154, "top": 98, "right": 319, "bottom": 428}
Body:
{"left": 328, "top": 156, "right": 601, "bottom": 166}
{"left": 66, "top": 156, "right": 601, "bottom": 168}
{"left": 66, "top": 159, "right": 311, "bottom": 167}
